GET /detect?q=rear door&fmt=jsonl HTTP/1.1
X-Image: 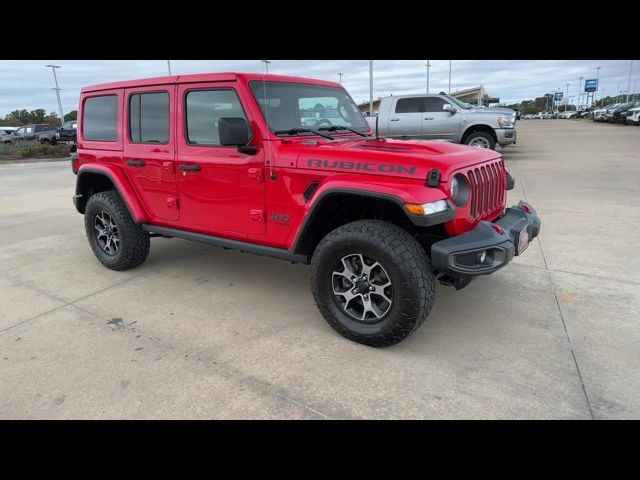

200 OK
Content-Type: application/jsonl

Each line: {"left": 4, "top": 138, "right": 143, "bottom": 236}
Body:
{"left": 387, "top": 97, "right": 424, "bottom": 138}
{"left": 123, "top": 85, "right": 179, "bottom": 221}
{"left": 421, "top": 96, "right": 461, "bottom": 141}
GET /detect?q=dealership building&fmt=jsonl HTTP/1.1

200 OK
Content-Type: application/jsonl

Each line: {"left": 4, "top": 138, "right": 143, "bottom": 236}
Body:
{"left": 357, "top": 85, "right": 499, "bottom": 114}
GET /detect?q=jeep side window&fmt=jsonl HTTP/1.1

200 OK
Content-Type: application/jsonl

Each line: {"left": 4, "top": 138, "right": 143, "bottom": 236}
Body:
{"left": 424, "top": 97, "right": 448, "bottom": 112}
{"left": 395, "top": 98, "right": 424, "bottom": 114}
{"left": 129, "top": 92, "right": 170, "bottom": 144}
{"left": 185, "top": 89, "right": 247, "bottom": 146}
{"left": 83, "top": 95, "right": 118, "bottom": 142}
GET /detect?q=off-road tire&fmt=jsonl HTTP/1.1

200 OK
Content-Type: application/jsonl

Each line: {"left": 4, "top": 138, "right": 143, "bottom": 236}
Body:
{"left": 84, "top": 190, "right": 150, "bottom": 271}
{"left": 464, "top": 131, "right": 496, "bottom": 150}
{"left": 310, "top": 220, "right": 436, "bottom": 347}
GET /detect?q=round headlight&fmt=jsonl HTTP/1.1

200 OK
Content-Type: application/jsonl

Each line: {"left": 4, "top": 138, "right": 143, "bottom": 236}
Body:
{"left": 451, "top": 173, "right": 470, "bottom": 207}
{"left": 450, "top": 176, "right": 459, "bottom": 199}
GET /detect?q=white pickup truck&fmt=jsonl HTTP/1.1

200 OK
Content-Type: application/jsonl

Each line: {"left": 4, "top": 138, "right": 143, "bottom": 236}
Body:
{"left": 366, "top": 93, "right": 517, "bottom": 150}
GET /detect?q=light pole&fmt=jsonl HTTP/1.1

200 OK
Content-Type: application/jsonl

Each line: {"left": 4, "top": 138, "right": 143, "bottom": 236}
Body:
{"left": 261, "top": 60, "right": 272, "bottom": 74}
{"left": 566, "top": 83, "right": 570, "bottom": 111}
{"left": 45, "top": 65, "right": 64, "bottom": 126}
{"left": 425, "top": 60, "right": 431, "bottom": 94}
{"left": 338, "top": 72, "right": 343, "bottom": 84}
{"left": 448, "top": 60, "right": 452, "bottom": 94}
{"left": 578, "top": 76, "right": 583, "bottom": 110}
{"left": 369, "top": 60, "right": 374, "bottom": 116}
{"left": 626, "top": 60, "right": 633, "bottom": 103}
{"left": 595, "top": 66, "right": 601, "bottom": 106}
{"left": 167, "top": 60, "right": 172, "bottom": 75}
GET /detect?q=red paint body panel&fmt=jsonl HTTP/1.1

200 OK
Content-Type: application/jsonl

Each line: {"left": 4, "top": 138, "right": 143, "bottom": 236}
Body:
{"left": 77, "top": 162, "right": 148, "bottom": 223}
{"left": 76, "top": 72, "right": 509, "bottom": 252}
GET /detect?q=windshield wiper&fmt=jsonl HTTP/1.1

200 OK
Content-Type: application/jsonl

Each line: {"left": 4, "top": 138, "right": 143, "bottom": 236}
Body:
{"left": 318, "top": 125, "right": 368, "bottom": 137}
{"left": 274, "top": 128, "right": 334, "bottom": 140}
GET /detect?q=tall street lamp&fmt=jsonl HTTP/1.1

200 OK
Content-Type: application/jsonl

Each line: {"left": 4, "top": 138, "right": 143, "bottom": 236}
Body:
{"left": 448, "top": 60, "right": 452, "bottom": 94}
{"left": 167, "top": 60, "right": 172, "bottom": 75}
{"left": 595, "top": 66, "right": 601, "bottom": 105}
{"left": 45, "top": 65, "right": 65, "bottom": 126}
{"left": 626, "top": 60, "right": 634, "bottom": 103}
{"left": 369, "top": 60, "right": 374, "bottom": 116}
{"left": 578, "top": 76, "right": 583, "bottom": 109}
{"left": 338, "top": 72, "right": 343, "bottom": 84}
{"left": 261, "top": 60, "right": 272, "bottom": 74}
{"left": 425, "top": 61, "right": 431, "bottom": 94}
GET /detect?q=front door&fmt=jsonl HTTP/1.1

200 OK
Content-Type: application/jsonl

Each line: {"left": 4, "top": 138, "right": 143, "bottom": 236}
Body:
{"left": 176, "top": 83, "right": 266, "bottom": 236}
{"left": 421, "top": 96, "right": 461, "bottom": 141}
{"left": 387, "top": 97, "right": 424, "bottom": 138}
{"left": 123, "top": 85, "right": 179, "bottom": 221}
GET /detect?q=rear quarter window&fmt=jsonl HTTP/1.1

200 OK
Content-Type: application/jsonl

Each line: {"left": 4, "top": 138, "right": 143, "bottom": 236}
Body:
{"left": 83, "top": 95, "right": 118, "bottom": 142}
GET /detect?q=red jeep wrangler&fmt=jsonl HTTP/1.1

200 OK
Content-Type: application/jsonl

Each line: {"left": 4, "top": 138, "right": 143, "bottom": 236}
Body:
{"left": 72, "top": 73, "right": 540, "bottom": 347}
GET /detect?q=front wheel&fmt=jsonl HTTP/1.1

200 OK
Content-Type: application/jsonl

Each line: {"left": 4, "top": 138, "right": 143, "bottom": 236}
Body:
{"left": 464, "top": 131, "right": 496, "bottom": 150}
{"left": 310, "top": 220, "right": 436, "bottom": 347}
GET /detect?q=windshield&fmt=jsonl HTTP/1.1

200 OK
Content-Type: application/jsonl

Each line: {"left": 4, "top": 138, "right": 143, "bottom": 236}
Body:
{"left": 250, "top": 81, "right": 369, "bottom": 135}
{"left": 443, "top": 95, "right": 472, "bottom": 109}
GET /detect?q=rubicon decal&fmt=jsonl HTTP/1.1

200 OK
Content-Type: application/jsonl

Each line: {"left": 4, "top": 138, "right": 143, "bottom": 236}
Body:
{"left": 307, "top": 159, "right": 417, "bottom": 176}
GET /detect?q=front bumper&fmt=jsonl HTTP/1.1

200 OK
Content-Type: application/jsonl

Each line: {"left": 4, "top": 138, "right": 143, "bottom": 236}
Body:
{"left": 431, "top": 201, "right": 540, "bottom": 281}
{"left": 495, "top": 127, "right": 516, "bottom": 147}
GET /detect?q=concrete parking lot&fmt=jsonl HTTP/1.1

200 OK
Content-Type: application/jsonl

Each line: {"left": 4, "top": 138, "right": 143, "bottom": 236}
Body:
{"left": 1, "top": 119, "right": 638, "bottom": 419}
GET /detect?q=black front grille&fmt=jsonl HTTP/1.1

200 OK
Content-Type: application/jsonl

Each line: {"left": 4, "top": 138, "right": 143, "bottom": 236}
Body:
{"left": 467, "top": 160, "right": 505, "bottom": 220}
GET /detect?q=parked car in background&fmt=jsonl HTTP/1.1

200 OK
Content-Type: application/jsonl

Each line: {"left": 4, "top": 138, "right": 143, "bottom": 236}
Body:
{"left": 625, "top": 107, "right": 640, "bottom": 125}
{"left": 558, "top": 110, "right": 576, "bottom": 119}
{"left": 36, "top": 120, "right": 78, "bottom": 150}
{"left": 612, "top": 101, "right": 640, "bottom": 124}
{"left": 365, "top": 93, "right": 517, "bottom": 150}
{"left": 593, "top": 105, "right": 614, "bottom": 122}
{"left": 58, "top": 120, "right": 78, "bottom": 147}
{"left": 1, "top": 127, "right": 17, "bottom": 143}
{"left": 12, "top": 123, "right": 55, "bottom": 143}
{"left": 603, "top": 103, "right": 622, "bottom": 122}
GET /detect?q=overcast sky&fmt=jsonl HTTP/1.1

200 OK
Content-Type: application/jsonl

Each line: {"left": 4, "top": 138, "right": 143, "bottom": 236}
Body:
{"left": 0, "top": 60, "right": 637, "bottom": 117}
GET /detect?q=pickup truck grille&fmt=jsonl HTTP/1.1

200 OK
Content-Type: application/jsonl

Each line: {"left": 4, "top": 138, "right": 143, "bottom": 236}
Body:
{"left": 467, "top": 160, "right": 506, "bottom": 220}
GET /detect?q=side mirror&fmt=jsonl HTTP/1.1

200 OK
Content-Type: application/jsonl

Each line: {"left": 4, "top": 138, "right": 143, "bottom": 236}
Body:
{"left": 219, "top": 117, "right": 251, "bottom": 146}
{"left": 443, "top": 103, "right": 456, "bottom": 113}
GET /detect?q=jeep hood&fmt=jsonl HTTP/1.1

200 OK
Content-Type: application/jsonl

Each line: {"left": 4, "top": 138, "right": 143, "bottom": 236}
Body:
{"left": 294, "top": 137, "right": 501, "bottom": 180}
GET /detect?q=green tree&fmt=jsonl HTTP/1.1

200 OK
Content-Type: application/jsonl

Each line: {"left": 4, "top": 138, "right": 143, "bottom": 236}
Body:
{"left": 43, "top": 112, "right": 62, "bottom": 126}
{"left": 30, "top": 109, "right": 47, "bottom": 123}
{"left": 64, "top": 110, "right": 77, "bottom": 121}
{"left": 6, "top": 109, "right": 32, "bottom": 124}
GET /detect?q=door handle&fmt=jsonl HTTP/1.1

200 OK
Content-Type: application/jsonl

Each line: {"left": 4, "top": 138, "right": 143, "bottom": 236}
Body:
{"left": 179, "top": 164, "right": 201, "bottom": 172}
{"left": 390, "top": 118, "right": 400, "bottom": 121}
{"left": 127, "top": 159, "right": 145, "bottom": 167}
{"left": 424, "top": 117, "right": 435, "bottom": 120}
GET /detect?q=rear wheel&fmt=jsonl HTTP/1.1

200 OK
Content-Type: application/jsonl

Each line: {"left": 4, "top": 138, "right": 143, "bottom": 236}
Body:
{"left": 464, "top": 131, "right": 496, "bottom": 150}
{"left": 310, "top": 220, "right": 435, "bottom": 347}
{"left": 84, "top": 190, "right": 150, "bottom": 271}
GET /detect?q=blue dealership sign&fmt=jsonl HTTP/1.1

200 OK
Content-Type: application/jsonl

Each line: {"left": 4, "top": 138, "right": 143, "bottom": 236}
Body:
{"left": 554, "top": 92, "right": 564, "bottom": 101}
{"left": 585, "top": 79, "right": 598, "bottom": 92}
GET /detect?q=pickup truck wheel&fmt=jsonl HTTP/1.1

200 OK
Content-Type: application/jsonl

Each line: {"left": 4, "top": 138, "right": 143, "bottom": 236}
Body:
{"left": 464, "top": 131, "right": 495, "bottom": 150}
{"left": 84, "top": 190, "right": 150, "bottom": 271}
{"left": 310, "top": 220, "right": 435, "bottom": 347}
